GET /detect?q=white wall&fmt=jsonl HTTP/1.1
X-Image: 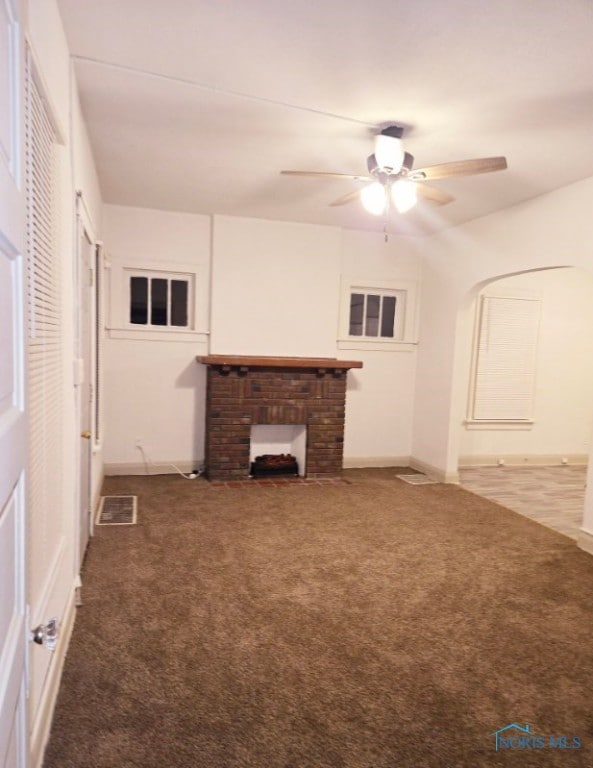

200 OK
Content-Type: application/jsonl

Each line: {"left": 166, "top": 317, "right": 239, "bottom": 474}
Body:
{"left": 339, "top": 229, "right": 421, "bottom": 464}
{"left": 211, "top": 215, "right": 342, "bottom": 357}
{"left": 71, "top": 81, "right": 103, "bottom": 230}
{"left": 411, "top": 174, "right": 593, "bottom": 481}
{"left": 102, "top": 210, "right": 424, "bottom": 471}
{"left": 102, "top": 204, "right": 211, "bottom": 471}
{"left": 71, "top": 75, "right": 104, "bottom": 508}
{"left": 458, "top": 268, "right": 593, "bottom": 464}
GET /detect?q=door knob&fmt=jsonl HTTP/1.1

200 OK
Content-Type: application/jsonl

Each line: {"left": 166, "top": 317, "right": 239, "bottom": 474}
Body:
{"left": 81, "top": 430, "right": 91, "bottom": 439}
{"left": 30, "top": 618, "right": 59, "bottom": 651}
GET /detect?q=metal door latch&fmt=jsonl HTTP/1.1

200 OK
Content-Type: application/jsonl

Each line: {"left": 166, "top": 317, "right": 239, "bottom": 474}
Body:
{"left": 30, "top": 618, "right": 59, "bottom": 651}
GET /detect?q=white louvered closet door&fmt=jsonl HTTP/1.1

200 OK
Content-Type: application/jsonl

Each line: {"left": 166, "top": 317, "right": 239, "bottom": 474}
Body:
{"left": 0, "top": 2, "right": 28, "bottom": 766}
{"left": 25, "top": 58, "right": 70, "bottom": 748}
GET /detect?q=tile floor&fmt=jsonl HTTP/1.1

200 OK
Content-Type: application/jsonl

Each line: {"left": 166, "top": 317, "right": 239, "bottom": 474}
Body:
{"left": 459, "top": 465, "right": 587, "bottom": 540}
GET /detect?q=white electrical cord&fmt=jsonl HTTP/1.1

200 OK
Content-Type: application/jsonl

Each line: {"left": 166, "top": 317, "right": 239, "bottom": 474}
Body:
{"left": 169, "top": 463, "right": 201, "bottom": 480}
{"left": 136, "top": 445, "right": 202, "bottom": 480}
{"left": 137, "top": 444, "right": 152, "bottom": 475}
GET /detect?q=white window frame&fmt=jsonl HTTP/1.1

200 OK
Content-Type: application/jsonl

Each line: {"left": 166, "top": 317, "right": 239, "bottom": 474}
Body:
{"left": 107, "top": 260, "right": 208, "bottom": 342}
{"left": 337, "top": 278, "right": 418, "bottom": 351}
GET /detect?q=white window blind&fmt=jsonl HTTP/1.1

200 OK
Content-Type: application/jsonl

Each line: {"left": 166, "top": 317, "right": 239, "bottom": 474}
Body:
{"left": 26, "top": 60, "right": 64, "bottom": 574}
{"left": 471, "top": 296, "right": 541, "bottom": 421}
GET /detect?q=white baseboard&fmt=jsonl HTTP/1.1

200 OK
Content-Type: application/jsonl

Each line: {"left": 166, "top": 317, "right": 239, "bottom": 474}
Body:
{"left": 409, "top": 457, "right": 460, "bottom": 485}
{"left": 104, "top": 460, "right": 198, "bottom": 476}
{"left": 577, "top": 528, "right": 593, "bottom": 557}
{"left": 343, "top": 456, "right": 411, "bottom": 469}
{"left": 458, "top": 454, "right": 589, "bottom": 468}
{"left": 345, "top": 455, "right": 460, "bottom": 484}
{"left": 31, "top": 580, "right": 78, "bottom": 768}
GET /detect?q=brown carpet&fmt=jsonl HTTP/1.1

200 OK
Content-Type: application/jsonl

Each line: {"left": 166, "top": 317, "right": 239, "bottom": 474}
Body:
{"left": 43, "top": 468, "right": 593, "bottom": 767}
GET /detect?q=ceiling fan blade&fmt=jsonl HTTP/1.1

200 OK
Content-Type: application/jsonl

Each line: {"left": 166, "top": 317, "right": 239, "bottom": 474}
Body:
{"left": 329, "top": 188, "right": 365, "bottom": 207}
{"left": 281, "top": 170, "right": 371, "bottom": 182}
{"left": 409, "top": 156, "right": 507, "bottom": 181}
{"left": 413, "top": 182, "right": 455, "bottom": 206}
{"left": 329, "top": 181, "right": 454, "bottom": 209}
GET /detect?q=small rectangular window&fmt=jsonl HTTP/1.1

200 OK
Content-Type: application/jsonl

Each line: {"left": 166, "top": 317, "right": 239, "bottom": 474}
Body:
{"left": 349, "top": 293, "right": 364, "bottom": 335}
{"left": 365, "top": 294, "right": 380, "bottom": 336}
{"left": 381, "top": 296, "right": 396, "bottom": 338}
{"left": 130, "top": 277, "right": 148, "bottom": 324}
{"left": 171, "top": 280, "right": 188, "bottom": 326}
{"left": 127, "top": 272, "right": 191, "bottom": 329}
{"left": 348, "top": 291, "right": 399, "bottom": 340}
{"left": 151, "top": 278, "right": 168, "bottom": 325}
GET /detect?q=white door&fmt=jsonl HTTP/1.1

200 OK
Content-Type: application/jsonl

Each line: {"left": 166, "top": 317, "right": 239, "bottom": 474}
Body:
{"left": 0, "top": 1, "right": 29, "bottom": 766}
{"left": 25, "top": 50, "right": 76, "bottom": 765}
{"left": 77, "top": 217, "right": 94, "bottom": 568}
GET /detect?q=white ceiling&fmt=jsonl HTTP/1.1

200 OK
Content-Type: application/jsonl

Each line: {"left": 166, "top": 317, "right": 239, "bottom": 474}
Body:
{"left": 57, "top": 0, "right": 593, "bottom": 235}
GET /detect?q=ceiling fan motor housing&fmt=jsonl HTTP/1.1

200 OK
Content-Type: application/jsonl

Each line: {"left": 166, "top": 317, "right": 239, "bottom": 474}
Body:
{"left": 379, "top": 125, "right": 404, "bottom": 140}
{"left": 373, "top": 126, "right": 405, "bottom": 174}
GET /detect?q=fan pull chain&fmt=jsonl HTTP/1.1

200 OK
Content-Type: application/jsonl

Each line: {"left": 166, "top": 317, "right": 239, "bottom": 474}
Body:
{"left": 383, "top": 193, "right": 390, "bottom": 242}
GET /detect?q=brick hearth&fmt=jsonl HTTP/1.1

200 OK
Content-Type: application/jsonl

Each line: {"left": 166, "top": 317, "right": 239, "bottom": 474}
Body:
{"left": 197, "top": 356, "right": 363, "bottom": 481}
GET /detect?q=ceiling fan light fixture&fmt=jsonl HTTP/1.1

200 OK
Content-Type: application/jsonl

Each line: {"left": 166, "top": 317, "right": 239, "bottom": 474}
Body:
{"left": 374, "top": 133, "right": 405, "bottom": 174}
{"left": 391, "top": 180, "right": 417, "bottom": 213}
{"left": 360, "top": 182, "right": 387, "bottom": 215}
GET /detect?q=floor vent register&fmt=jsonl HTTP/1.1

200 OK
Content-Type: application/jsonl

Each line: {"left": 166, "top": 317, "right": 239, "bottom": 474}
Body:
{"left": 96, "top": 495, "right": 138, "bottom": 525}
{"left": 397, "top": 474, "right": 439, "bottom": 486}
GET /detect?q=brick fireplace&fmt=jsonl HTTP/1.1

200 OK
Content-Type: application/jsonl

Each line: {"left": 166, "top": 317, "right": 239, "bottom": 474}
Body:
{"left": 197, "top": 356, "right": 363, "bottom": 481}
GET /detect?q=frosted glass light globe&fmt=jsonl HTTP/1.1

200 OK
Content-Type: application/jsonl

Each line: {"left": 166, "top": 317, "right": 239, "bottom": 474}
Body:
{"left": 391, "top": 180, "right": 417, "bottom": 213}
{"left": 360, "top": 182, "right": 387, "bottom": 215}
{"left": 374, "top": 134, "right": 405, "bottom": 173}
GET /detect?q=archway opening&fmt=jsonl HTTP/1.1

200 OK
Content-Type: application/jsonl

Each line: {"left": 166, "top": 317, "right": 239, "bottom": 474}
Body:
{"left": 454, "top": 266, "right": 593, "bottom": 539}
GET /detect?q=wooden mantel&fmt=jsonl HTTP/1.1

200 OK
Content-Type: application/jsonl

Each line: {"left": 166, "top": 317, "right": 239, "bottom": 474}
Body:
{"left": 196, "top": 355, "right": 363, "bottom": 373}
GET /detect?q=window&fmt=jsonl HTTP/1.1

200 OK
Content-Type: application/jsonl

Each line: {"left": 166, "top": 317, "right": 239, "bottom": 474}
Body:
{"left": 127, "top": 270, "right": 192, "bottom": 329}
{"left": 468, "top": 295, "right": 541, "bottom": 425}
{"left": 338, "top": 279, "right": 416, "bottom": 350}
{"left": 349, "top": 292, "right": 397, "bottom": 338}
{"left": 107, "top": 260, "right": 207, "bottom": 343}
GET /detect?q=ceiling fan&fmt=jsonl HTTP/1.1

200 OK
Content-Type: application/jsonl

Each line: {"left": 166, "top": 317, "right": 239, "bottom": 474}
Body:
{"left": 281, "top": 125, "right": 507, "bottom": 216}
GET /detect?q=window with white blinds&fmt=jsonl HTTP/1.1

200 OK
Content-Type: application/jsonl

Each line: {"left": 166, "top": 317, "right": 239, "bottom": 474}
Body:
{"left": 470, "top": 295, "right": 541, "bottom": 422}
{"left": 25, "top": 61, "right": 65, "bottom": 575}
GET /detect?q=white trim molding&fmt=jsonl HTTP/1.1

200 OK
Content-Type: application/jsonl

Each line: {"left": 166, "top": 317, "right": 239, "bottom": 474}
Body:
{"left": 409, "top": 457, "right": 459, "bottom": 484}
{"left": 464, "top": 420, "right": 534, "bottom": 431}
{"left": 105, "top": 460, "right": 197, "bottom": 476}
{"left": 343, "top": 456, "right": 411, "bottom": 469}
{"left": 459, "top": 454, "right": 589, "bottom": 468}
{"left": 577, "top": 528, "right": 593, "bottom": 558}
{"left": 30, "top": 579, "right": 77, "bottom": 768}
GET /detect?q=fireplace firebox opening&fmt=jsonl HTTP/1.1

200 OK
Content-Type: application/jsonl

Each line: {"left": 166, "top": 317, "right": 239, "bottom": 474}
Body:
{"left": 250, "top": 424, "right": 306, "bottom": 478}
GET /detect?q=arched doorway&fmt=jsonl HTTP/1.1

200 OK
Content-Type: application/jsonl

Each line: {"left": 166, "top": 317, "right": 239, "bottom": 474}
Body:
{"left": 454, "top": 266, "right": 593, "bottom": 539}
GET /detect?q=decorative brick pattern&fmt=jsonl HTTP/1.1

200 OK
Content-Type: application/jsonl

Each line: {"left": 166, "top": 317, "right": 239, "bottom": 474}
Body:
{"left": 200, "top": 359, "right": 360, "bottom": 481}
